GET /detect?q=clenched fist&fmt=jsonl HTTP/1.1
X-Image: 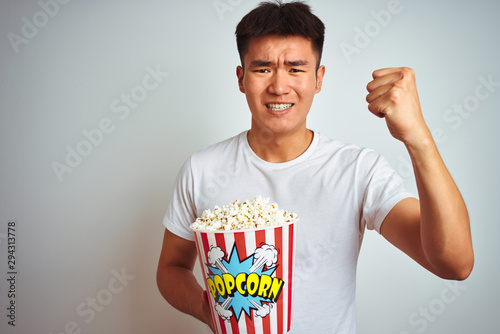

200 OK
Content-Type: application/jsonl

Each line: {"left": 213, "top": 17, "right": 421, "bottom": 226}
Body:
{"left": 366, "top": 67, "right": 432, "bottom": 146}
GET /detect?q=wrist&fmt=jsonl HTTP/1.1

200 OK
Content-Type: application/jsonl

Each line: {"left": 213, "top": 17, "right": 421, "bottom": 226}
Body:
{"left": 403, "top": 128, "right": 436, "bottom": 157}
{"left": 404, "top": 133, "right": 443, "bottom": 174}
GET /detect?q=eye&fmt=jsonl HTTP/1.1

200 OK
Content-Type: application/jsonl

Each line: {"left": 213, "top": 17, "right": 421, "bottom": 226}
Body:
{"left": 253, "top": 69, "right": 270, "bottom": 73}
{"left": 290, "top": 68, "right": 303, "bottom": 73}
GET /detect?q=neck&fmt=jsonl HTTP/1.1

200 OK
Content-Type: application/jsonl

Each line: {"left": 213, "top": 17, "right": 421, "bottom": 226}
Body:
{"left": 247, "top": 127, "right": 313, "bottom": 163}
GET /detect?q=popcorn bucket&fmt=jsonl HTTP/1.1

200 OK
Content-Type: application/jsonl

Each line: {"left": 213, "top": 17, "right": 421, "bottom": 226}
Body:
{"left": 191, "top": 219, "right": 297, "bottom": 334}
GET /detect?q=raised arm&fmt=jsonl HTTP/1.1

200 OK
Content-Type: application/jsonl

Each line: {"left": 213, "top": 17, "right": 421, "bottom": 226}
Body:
{"left": 156, "top": 228, "right": 215, "bottom": 331}
{"left": 365, "top": 67, "right": 474, "bottom": 280}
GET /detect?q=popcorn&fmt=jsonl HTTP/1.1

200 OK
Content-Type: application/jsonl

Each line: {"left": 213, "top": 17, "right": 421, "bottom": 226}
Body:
{"left": 191, "top": 196, "right": 297, "bottom": 231}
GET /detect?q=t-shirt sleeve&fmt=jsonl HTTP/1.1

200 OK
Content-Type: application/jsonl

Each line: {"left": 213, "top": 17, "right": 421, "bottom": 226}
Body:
{"left": 360, "top": 151, "right": 415, "bottom": 233}
{"left": 163, "top": 157, "right": 197, "bottom": 241}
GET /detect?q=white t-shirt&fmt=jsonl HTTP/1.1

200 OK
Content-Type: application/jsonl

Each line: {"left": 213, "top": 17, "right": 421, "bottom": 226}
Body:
{"left": 164, "top": 130, "right": 414, "bottom": 333}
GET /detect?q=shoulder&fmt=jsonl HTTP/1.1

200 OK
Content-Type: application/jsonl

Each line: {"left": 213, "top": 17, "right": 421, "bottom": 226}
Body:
{"left": 313, "top": 131, "right": 381, "bottom": 165}
{"left": 193, "top": 132, "right": 243, "bottom": 157}
{"left": 185, "top": 131, "right": 246, "bottom": 174}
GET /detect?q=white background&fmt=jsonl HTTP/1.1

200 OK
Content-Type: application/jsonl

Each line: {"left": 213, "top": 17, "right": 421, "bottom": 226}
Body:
{"left": 1, "top": 0, "right": 499, "bottom": 333}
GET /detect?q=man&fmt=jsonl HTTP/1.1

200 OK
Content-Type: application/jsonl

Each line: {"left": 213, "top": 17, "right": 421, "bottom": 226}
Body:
{"left": 156, "top": 1, "right": 474, "bottom": 333}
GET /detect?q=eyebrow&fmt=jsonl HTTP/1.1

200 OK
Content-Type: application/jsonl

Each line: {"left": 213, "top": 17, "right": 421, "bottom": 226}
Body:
{"left": 286, "top": 60, "right": 308, "bottom": 66}
{"left": 248, "top": 60, "right": 272, "bottom": 67}
{"left": 248, "top": 59, "right": 309, "bottom": 67}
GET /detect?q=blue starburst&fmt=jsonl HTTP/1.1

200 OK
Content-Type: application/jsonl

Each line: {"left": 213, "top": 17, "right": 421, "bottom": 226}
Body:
{"left": 207, "top": 244, "right": 278, "bottom": 321}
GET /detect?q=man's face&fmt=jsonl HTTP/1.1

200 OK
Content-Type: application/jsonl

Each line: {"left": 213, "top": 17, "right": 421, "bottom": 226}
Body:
{"left": 237, "top": 35, "right": 325, "bottom": 137}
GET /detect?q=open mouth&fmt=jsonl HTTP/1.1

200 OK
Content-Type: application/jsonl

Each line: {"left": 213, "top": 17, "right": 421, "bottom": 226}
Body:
{"left": 266, "top": 103, "right": 294, "bottom": 111}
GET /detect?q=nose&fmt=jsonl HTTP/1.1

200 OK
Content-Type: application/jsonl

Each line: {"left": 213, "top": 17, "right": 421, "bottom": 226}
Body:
{"left": 267, "top": 70, "right": 290, "bottom": 95}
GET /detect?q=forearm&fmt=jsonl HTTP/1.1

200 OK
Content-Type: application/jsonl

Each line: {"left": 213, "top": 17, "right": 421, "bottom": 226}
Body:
{"left": 406, "top": 134, "right": 474, "bottom": 279}
{"left": 157, "top": 265, "right": 209, "bottom": 325}
{"left": 367, "top": 67, "right": 474, "bottom": 279}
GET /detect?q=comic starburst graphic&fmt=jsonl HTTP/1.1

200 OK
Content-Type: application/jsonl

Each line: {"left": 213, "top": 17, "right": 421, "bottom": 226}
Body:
{"left": 206, "top": 244, "right": 281, "bottom": 321}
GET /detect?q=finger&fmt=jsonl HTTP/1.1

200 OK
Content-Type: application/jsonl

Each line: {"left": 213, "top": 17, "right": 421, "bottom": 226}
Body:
{"left": 367, "top": 98, "right": 390, "bottom": 118}
{"left": 202, "top": 290, "right": 209, "bottom": 303}
{"left": 366, "top": 83, "right": 392, "bottom": 104}
{"left": 367, "top": 71, "right": 403, "bottom": 92}
{"left": 366, "top": 83, "right": 396, "bottom": 117}
{"left": 201, "top": 291, "right": 215, "bottom": 332}
{"left": 372, "top": 67, "right": 407, "bottom": 79}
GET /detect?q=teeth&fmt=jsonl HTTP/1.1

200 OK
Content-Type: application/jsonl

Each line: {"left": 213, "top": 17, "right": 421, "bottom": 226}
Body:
{"left": 267, "top": 103, "right": 293, "bottom": 111}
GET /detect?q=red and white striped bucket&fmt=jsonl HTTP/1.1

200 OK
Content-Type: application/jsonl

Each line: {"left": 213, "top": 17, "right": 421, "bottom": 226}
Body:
{"left": 191, "top": 220, "right": 297, "bottom": 334}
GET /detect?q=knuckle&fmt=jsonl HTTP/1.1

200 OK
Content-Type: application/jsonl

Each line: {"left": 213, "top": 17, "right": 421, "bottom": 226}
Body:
{"left": 389, "top": 90, "right": 401, "bottom": 103}
{"left": 383, "top": 86, "right": 398, "bottom": 101}
{"left": 401, "top": 66, "right": 413, "bottom": 73}
{"left": 400, "top": 67, "right": 415, "bottom": 78}
{"left": 393, "top": 78, "right": 409, "bottom": 91}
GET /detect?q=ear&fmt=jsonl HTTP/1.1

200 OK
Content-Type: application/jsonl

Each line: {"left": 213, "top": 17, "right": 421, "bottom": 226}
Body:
{"left": 315, "top": 65, "right": 326, "bottom": 93}
{"left": 236, "top": 66, "right": 245, "bottom": 93}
